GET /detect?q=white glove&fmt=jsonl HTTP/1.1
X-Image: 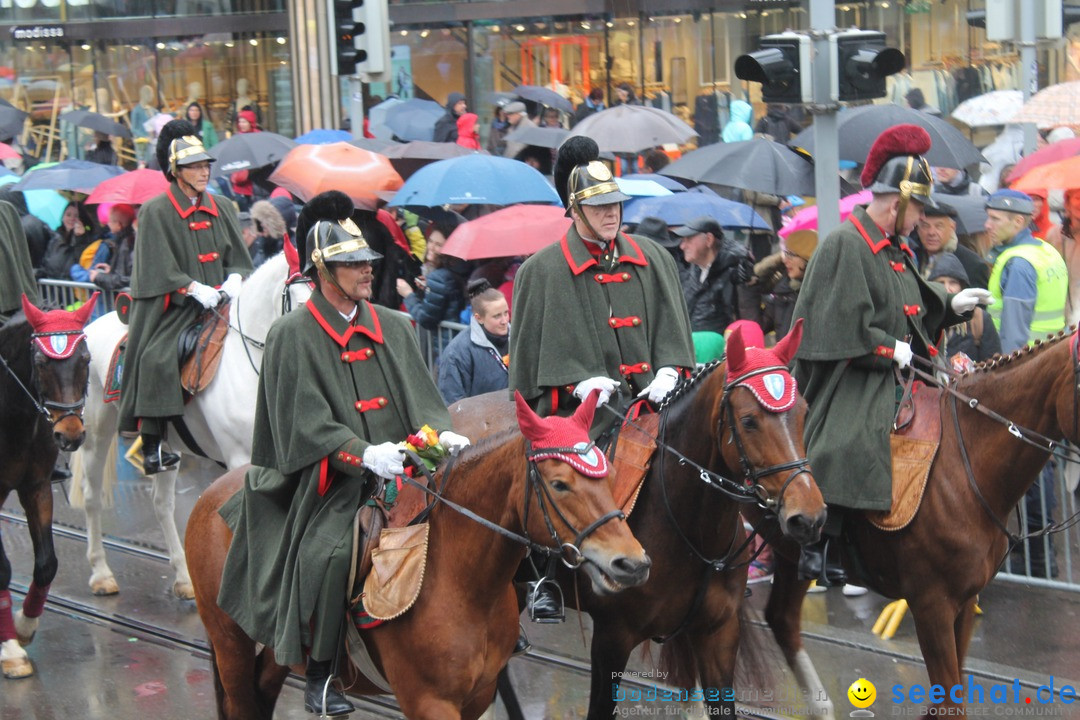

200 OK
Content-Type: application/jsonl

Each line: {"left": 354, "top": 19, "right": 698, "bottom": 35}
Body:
{"left": 439, "top": 430, "right": 471, "bottom": 454}
{"left": 893, "top": 340, "right": 913, "bottom": 370}
{"left": 573, "top": 376, "right": 619, "bottom": 407}
{"left": 637, "top": 366, "right": 680, "bottom": 405}
{"left": 950, "top": 287, "right": 993, "bottom": 314}
{"left": 187, "top": 281, "right": 221, "bottom": 310}
{"left": 362, "top": 442, "right": 406, "bottom": 480}
{"left": 221, "top": 273, "right": 243, "bottom": 300}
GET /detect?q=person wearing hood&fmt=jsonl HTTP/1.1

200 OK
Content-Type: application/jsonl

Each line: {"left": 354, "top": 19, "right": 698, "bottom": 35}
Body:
{"left": 905, "top": 87, "right": 941, "bottom": 116}
{"left": 230, "top": 109, "right": 260, "bottom": 211}
{"left": 928, "top": 253, "right": 1000, "bottom": 363}
{"left": 433, "top": 92, "right": 467, "bottom": 143}
{"left": 248, "top": 199, "right": 286, "bottom": 268}
{"left": 755, "top": 104, "right": 801, "bottom": 143}
{"left": 455, "top": 112, "right": 482, "bottom": 150}
{"left": 674, "top": 216, "right": 753, "bottom": 333}
{"left": 438, "top": 279, "right": 510, "bottom": 405}
{"left": 722, "top": 99, "right": 754, "bottom": 143}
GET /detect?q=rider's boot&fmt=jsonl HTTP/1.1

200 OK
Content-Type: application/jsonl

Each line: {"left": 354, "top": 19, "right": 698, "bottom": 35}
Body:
{"left": 304, "top": 657, "right": 355, "bottom": 716}
{"left": 797, "top": 536, "right": 847, "bottom": 587}
{"left": 51, "top": 455, "right": 72, "bottom": 483}
{"left": 141, "top": 433, "right": 179, "bottom": 475}
{"left": 528, "top": 580, "right": 564, "bottom": 622}
{"left": 513, "top": 623, "right": 532, "bottom": 656}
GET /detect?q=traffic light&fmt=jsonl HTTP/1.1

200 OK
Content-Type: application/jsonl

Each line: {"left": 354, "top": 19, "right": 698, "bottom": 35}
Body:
{"left": 329, "top": 0, "right": 358, "bottom": 76}
{"left": 830, "top": 30, "right": 905, "bottom": 102}
{"left": 353, "top": 0, "right": 391, "bottom": 76}
{"left": 734, "top": 33, "right": 812, "bottom": 104}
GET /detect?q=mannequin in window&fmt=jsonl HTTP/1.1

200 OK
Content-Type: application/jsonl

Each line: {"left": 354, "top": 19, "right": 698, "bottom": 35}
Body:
{"left": 130, "top": 85, "right": 158, "bottom": 167}
{"left": 184, "top": 81, "right": 203, "bottom": 109}
{"left": 228, "top": 78, "right": 261, "bottom": 131}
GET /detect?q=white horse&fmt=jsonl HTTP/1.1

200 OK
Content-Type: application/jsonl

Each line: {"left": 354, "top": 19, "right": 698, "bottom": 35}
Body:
{"left": 70, "top": 252, "right": 311, "bottom": 599}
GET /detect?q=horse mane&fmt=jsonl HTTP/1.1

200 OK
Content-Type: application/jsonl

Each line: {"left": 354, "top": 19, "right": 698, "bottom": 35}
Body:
{"left": 437, "top": 428, "right": 522, "bottom": 476}
{"left": 657, "top": 359, "right": 726, "bottom": 414}
{"left": 961, "top": 325, "right": 1074, "bottom": 381}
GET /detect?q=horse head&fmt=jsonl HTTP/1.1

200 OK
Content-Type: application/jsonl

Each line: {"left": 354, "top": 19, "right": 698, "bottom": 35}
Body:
{"left": 515, "top": 389, "right": 651, "bottom": 593}
{"left": 720, "top": 319, "right": 826, "bottom": 546}
{"left": 20, "top": 293, "right": 97, "bottom": 451}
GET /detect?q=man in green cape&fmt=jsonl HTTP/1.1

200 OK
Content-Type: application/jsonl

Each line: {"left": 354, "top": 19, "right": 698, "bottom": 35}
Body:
{"left": 216, "top": 191, "right": 470, "bottom": 717}
{"left": 0, "top": 199, "right": 39, "bottom": 323}
{"left": 792, "top": 125, "right": 991, "bottom": 585}
{"left": 118, "top": 119, "right": 252, "bottom": 474}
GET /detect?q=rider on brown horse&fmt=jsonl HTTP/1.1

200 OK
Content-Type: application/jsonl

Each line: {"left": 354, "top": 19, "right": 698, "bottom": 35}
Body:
{"left": 118, "top": 119, "right": 252, "bottom": 475}
{"left": 791, "top": 124, "right": 992, "bottom": 585}
{"left": 214, "top": 191, "right": 470, "bottom": 717}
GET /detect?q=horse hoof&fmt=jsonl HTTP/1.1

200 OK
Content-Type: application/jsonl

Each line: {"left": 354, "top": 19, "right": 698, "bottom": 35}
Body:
{"left": 14, "top": 612, "right": 38, "bottom": 646}
{"left": 1, "top": 640, "right": 33, "bottom": 679}
{"left": 173, "top": 581, "right": 195, "bottom": 601}
{"left": 91, "top": 577, "right": 120, "bottom": 596}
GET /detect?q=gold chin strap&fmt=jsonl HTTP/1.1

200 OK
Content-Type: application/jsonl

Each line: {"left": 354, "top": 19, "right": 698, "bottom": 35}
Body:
{"left": 893, "top": 156, "right": 932, "bottom": 238}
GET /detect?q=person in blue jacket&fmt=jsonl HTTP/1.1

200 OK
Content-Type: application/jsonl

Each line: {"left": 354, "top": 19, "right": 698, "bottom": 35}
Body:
{"left": 438, "top": 279, "right": 510, "bottom": 405}
{"left": 395, "top": 211, "right": 468, "bottom": 356}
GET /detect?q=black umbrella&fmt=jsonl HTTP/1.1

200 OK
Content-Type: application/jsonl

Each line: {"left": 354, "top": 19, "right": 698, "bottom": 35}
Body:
{"left": 0, "top": 103, "right": 28, "bottom": 140}
{"left": 512, "top": 85, "right": 574, "bottom": 113}
{"left": 349, "top": 137, "right": 399, "bottom": 154}
{"left": 11, "top": 158, "right": 125, "bottom": 193}
{"left": 209, "top": 132, "right": 297, "bottom": 176}
{"left": 791, "top": 105, "right": 984, "bottom": 170}
{"left": 59, "top": 109, "right": 132, "bottom": 139}
{"left": 502, "top": 125, "right": 569, "bottom": 149}
{"left": 380, "top": 140, "right": 481, "bottom": 179}
{"left": 660, "top": 138, "right": 817, "bottom": 196}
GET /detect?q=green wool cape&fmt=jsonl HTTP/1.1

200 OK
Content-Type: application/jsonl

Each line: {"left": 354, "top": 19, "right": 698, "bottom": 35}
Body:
{"left": 217, "top": 291, "right": 450, "bottom": 666}
{"left": 118, "top": 184, "right": 251, "bottom": 428}
{"left": 0, "top": 200, "right": 39, "bottom": 319}
{"left": 509, "top": 226, "right": 695, "bottom": 420}
{"left": 792, "top": 206, "right": 964, "bottom": 510}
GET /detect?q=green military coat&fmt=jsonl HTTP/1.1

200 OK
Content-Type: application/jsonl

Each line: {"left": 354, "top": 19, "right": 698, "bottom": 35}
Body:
{"left": 118, "top": 183, "right": 251, "bottom": 430}
{"left": 509, "top": 225, "right": 695, "bottom": 420}
{"left": 0, "top": 200, "right": 39, "bottom": 321}
{"left": 792, "top": 206, "right": 964, "bottom": 510}
{"left": 218, "top": 291, "right": 450, "bottom": 665}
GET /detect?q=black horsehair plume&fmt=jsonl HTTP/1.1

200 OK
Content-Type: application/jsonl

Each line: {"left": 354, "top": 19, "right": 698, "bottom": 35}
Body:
{"left": 553, "top": 136, "right": 601, "bottom": 208}
{"left": 155, "top": 119, "right": 199, "bottom": 182}
{"left": 294, "top": 190, "right": 355, "bottom": 262}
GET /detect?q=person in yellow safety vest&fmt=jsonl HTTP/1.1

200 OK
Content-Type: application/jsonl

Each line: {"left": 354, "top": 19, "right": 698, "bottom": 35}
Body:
{"left": 985, "top": 189, "right": 1068, "bottom": 353}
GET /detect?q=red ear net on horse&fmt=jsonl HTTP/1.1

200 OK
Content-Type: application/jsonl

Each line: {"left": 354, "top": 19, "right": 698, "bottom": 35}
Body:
{"left": 725, "top": 318, "right": 801, "bottom": 413}
{"left": 514, "top": 389, "right": 609, "bottom": 478}
{"left": 21, "top": 292, "right": 100, "bottom": 359}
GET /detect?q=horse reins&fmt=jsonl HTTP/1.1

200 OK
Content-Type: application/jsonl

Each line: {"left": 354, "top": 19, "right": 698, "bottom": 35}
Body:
{"left": 0, "top": 330, "right": 88, "bottom": 426}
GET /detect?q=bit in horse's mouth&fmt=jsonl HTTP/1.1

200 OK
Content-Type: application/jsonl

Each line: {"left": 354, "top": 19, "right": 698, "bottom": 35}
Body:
{"left": 593, "top": 566, "right": 626, "bottom": 594}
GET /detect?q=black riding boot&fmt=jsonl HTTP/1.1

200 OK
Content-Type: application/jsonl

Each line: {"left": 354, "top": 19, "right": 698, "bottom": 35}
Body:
{"left": 51, "top": 456, "right": 72, "bottom": 482}
{"left": 797, "top": 536, "right": 847, "bottom": 587}
{"left": 527, "top": 579, "right": 564, "bottom": 622}
{"left": 304, "top": 657, "right": 355, "bottom": 716}
{"left": 141, "top": 433, "right": 179, "bottom": 475}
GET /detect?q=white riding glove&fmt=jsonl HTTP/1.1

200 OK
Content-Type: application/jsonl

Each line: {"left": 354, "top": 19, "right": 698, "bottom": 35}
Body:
{"left": 439, "top": 430, "right": 471, "bottom": 454}
{"left": 187, "top": 281, "right": 221, "bottom": 310}
{"left": 221, "top": 273, "right": 243, "bottom": 300}
{"left": 362, "top": 442, "right": 406, "bottom": 480}
{"left": 893, "top": 340, "right": 913, "bottom": 370}
{"left": 637, "top": 366, "right": 680, "bottom": 405}
{"left": 573, "top": 376, "right": 619, "bottom": 407}
{"left": 950, "top": 287, "right": 993, "bottom": 314}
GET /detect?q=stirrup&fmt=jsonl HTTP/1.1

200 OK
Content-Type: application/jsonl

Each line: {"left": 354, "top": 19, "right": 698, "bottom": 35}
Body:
{"left": 527, "top": 578, "right": 565, "bottom": 624}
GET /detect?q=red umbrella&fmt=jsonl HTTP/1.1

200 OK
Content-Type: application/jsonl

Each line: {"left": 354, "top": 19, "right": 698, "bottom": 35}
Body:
{"left": 268, "top": 142, "right": 402, "bottom": 210}
{"left": 1007, "top": 137, "right": 1080, "bottom": 184}
{"left": 0, "top": 142, "right": 19, "bottom": 160}
{"left": 84, "top": 168, "right": 169, "bottom": 205}
{"left": 442, "top": 205, "right": 571, "bottom": 260}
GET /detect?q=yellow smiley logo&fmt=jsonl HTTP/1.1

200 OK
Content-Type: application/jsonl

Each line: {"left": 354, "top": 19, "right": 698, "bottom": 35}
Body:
{"left": 847, "top": 678, "right": 876, "bottom": 709}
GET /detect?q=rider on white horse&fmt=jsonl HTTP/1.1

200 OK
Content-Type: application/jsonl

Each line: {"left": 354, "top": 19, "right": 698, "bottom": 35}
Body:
{"left": 118, "top": 120, "right": 252, "bottom": 474}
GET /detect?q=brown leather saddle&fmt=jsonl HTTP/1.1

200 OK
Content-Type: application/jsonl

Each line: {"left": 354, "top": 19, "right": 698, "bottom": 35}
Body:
{"left": 607, "top": 412, "right": 660, "bottom": 516}
{"left": 179, "top": 303, "right": 230, "bottom": 396}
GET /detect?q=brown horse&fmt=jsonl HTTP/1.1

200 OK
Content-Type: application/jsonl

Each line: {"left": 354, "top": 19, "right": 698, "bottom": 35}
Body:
{"left": 186, "top": 390, "right": 651, "bottom": 720}
{"left": 753, "top": 329, "right": 1080, "bottom": 716}
{"left": 452, "top": 322, "right": 829, "bottom": 717}
{"left": 0, "top": 295, "right": 97, "bottom": 679}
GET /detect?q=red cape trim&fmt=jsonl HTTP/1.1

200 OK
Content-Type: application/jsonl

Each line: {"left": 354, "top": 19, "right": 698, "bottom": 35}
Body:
{"left": 849, "top": 215, "right": 890, "bottom": 255}
{"left": 561, "top": 232, "right": 650, "bottom": 276}
{"left": 166, "top": 185, "right": 220, "bottom": 219}
{"left": 306, "top": 300, "right": 385, "bottom": 347}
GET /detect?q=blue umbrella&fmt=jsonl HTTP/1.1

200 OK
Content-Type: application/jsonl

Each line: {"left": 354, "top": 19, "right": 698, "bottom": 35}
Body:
{"left": 623, "top": 192, "right": 770, "bottom": 230}
{"left": 382, "top": 99, "right": 445, "bottom": 142}
{"left": 389, "top": 154, "right": 561, "bottom": 207}
{"left": 621, "top": 173, "right": 687, "bottom": 192}
{"left": 12, "top": 159, "right": 125, "bottom": 193}
{"left": 294, "top": 128, "right": 352, "bottom": 145}
{"left": 0, "top": 174, "right": 67, "bottom": 228}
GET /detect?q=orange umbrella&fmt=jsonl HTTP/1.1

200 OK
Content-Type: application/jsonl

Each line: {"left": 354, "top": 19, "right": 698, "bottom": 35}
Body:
{"left": 442, "top": 205, "right": 571, "bottom": 260}
{"left": 1011, "top": 154, "right": 1080, "bottom": 193}
{"left": 268, "top": 142, "right": 403, "bottom": 210}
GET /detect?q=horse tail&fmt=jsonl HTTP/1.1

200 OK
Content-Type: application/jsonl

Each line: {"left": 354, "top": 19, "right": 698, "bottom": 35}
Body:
{"left": 68, "top": 448, "right": 86, "bottom": 508}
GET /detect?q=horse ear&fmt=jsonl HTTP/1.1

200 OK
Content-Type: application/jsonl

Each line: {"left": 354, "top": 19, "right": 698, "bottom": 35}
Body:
{"left": 20, "top": 294, "right": 47, "bottom": 332}
{"left": 514, "top": 390, "right": 545, "bottom": 440}
{"left": 726, "top": 324, "right": 746, "bottom": 376}
{"left": 283, "top": 233, "right": 301, "bottom": 276}
{"left": 772, "top": 318, "right": 804, "bottom": 366}
{"left": 572, "top": 388, "right": 601, "bottom": 431}
{"left": 72, "top": 292, "right": 100, "bottom": 328}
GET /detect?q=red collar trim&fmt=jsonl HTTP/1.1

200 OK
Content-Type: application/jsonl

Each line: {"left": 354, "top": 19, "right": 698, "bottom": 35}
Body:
{"left": 849, "top": 215, "right": 891, "bottom": 255}
{"left": 561, "top": 232, "right": 649, "bottom": 276}
{"left": 306, "top": 300, "right": 385, "bottom": 347}
{"left": 166, "top": 184, "right": 220, "bottom": 219}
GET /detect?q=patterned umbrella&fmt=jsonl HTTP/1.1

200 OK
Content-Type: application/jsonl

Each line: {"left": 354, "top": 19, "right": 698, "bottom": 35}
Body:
{"left": 1012, "top": 81, "right": 1080, "bottom": 128}
{"left": 951, "top": 90, "right": 1024, "bottom": 128}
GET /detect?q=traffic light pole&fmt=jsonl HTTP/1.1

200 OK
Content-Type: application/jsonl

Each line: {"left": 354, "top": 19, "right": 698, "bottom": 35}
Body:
{"left": 350, "top": 75, "right": 365, "bottom": 140}
{"left": 809, "top": 0, "right": 841, "bottom": 236}
{"left": 1019, "top": 0, "right": 1038, "bottom": 155}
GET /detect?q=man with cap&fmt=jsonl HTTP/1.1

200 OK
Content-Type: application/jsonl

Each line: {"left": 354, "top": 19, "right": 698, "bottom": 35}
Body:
{"left": 674, "top": 215, "right": 753, "bottom": 334}
{"left": 792, "top": 125, "right": 991, "bottom": 585}
{"left": 118, "top": 119, "right": 252, "bottom": 475}
{"left": 217, "top": 190, "right": 470, "bottom": 716}
{"left": 501, "top": 101, "right": 537, "bottom": 159}
{"left": 510, "top": 136, "right": 694, "bottom": 619}
{"left": 433, "top": 91, "right": 467, "bottom": 143}
{"left": 915, "top": 201, "right": 990, "bottom": 290}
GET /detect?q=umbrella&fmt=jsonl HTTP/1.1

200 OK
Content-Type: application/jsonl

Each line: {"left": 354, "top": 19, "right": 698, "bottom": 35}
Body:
{"left": 779, "top": 190, "right": 987, "bottom": 237}
{"left": 511, "top": 85, "right": 574, "bottom": 113}
{"left": 660, "top": 138, "right": 816, "bottom": 196}
{"left": 0, "top": 142, "right": 18, "bottom": 160}
{"left": 569, "top": 105, "right": 698, "bottom": 154}
{"left": 1006, "top": 137, "right": 1080, "bottom": 184}
{"left": 380, "top": 140, "right": 481, "bottom": 179}
{"left": 1011, "top": 155, "right": 1080, "bottom": 193}
{"left": 0, "top": 104, "right": 28, "bottom": 139}
{"left": 382, "top": 99, "right": 445, "bottom": 142}
{"left": 349, "top": 136, "right": 400, "bottom": 153}
{"left": 11, "top": 159, "right": 125, "bottom": 193}
{"left": 367, "top": 98, "right": 404, "bottom": 141}
{"left": 482, "top": 91, "right": 517, "bottom": 109}
{"left": 268, "top": 142, "right": 403, "bottom": 210}
{"left": 622, "top": 191, "right": 769, "bottom": 230}
{"left": 621, "top": 173, "right": 687, "bottom": 192}
{"left": 0, "top": 174, "right": 67, "bottom": 228}
{"left": 84, "top": 168, "right": 169, "bottom": 205}
{"left": 614, "top": 177, "right": 673, "bottom": 198}
{"left": 209, "top": 132, "right": 297, "bottom": 175}
{"left": 503, "top": 125, "right": 569, "bottom": 149}
{"left": 59, "top": 109, "right": 132, "bottom": 139}
{"left": 791, "top": 105, "right": 984, "bottom": 170}
{"left": 442, "top": 205, "right": 571, "bottom": 260}
{"left": 1012, "top": 81, "right": 1080, "bottom": 128}
{"left": 389, "top": 154, "right": 561, "bottom": 207}
{"left": 779, "top": 190, "right": 871, "bottom": 238}
{"left": 294, "top": 129, "right": 352, "bottom": 145}
{"left": 950, "top": 90, "right": 1024, "bottom": 128}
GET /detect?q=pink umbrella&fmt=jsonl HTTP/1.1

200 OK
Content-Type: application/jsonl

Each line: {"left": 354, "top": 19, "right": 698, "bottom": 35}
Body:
{"left": 442, "top": 205, "right": 571, "bottom": 260}
{"left": 84, "top": 168, "right": 169, "bottom": 205}
{"left": 778, "top": 190, "right": 872, "bottom": 239}
{"left": 0, "top": 142, "right": 19, "bottom": 160}
{"left": 1007, "top": 136, "right": 1080, "bottom": 184}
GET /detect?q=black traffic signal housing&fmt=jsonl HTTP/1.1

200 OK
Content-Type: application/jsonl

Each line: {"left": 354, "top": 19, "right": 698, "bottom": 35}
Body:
{"left": 734, "top": 32, "right": 812, "bottom": 104}
{"left": 353, "top": 0, "right": 391, "bottom": 75}
{"left": 329, "top": 0, "right": 358, "bottom": 76}
{"left": 831, "top": 30, "right": 905, "bottom": 102}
